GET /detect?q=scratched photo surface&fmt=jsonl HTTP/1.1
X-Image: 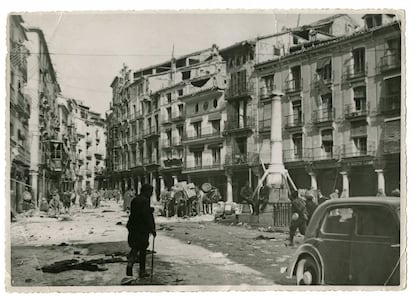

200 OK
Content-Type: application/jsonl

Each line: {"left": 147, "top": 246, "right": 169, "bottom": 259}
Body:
{"left": 6, "top": 10, "right": 405, "bottom": 291}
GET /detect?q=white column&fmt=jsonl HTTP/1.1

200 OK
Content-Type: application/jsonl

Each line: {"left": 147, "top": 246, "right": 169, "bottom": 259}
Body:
{"left": 309, "top": 172, "right": 318, "bottom": 190}
{"left": 29, "top": 171, "right": 39, "bottom": 208}
{"left": 159, "top": 176, "right": 165, "bottom": 192}
{"left": 375, "top": 169, "right": 385, "bottom": 194}
{"left": 226, "top": 174, "right": 233, "bottom": 203}
{"left": 340, "top": 171, "right": 349, "bottom": 197}
{"left": 267, "top": 91, "right": 286, "bottom": 188}
{"left": 151, "top": 174, "right": 157, "bottom": 205}
{"left": 137, "top": 177, "right": 142, "bottom": 194}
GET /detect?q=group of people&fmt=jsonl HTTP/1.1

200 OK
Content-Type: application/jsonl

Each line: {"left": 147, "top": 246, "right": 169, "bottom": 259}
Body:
{"left": 159, "top": 184, "right": 223, "bottom": 218}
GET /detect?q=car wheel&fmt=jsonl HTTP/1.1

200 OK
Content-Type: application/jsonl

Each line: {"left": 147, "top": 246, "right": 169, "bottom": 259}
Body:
{"left": 296, "top": 257, "right": 320, "bottom": 285}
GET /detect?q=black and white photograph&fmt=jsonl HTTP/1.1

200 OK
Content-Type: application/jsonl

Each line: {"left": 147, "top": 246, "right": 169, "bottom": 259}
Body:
{"left": 5, "top": 7, "right": 405, "bottom": 291}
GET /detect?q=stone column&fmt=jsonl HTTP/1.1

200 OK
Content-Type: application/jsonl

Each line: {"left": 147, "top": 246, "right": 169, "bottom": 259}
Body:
{"left": 29, "top": 171, "right": 39, "bottom": 208}
{"left": 267, "top": 90, "right": 286, "bottom": 202}
{"left": 137, "top": 176, "right": 142, "bottom": 194}
{"left": 340, "top": 171, "right": 349, "bottom": 197}
{"left": 375, "top": 169, "right": 385, "bottom": 194}
{"left": 151, "top": 174, "right": 158, "bottom": 205}
{"left": 226, "top": 173, "right": 233, "bottom": 203}
{"left": 309, "top": 172, "right": 318, "bottom": 190}
{"left": 159, "top": 175, "right": 165, "bottom": 192}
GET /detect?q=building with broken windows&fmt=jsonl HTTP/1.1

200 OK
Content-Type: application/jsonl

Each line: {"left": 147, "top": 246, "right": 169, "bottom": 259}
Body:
{"left": 255, "top": 13, "right": 401, "bottom": 196}
{"left": 68, "top": 100, "right": 106, "bottom": 192}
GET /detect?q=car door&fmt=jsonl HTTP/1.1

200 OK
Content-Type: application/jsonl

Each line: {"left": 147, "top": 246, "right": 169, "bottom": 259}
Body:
{"left": 349, "top": 205, "right": 400, "bottom": 285}
{"left": 316, "top": 206, "right": 355, "bottom": 284}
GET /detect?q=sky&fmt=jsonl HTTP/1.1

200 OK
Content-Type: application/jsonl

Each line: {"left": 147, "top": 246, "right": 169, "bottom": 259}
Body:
{"left": 21, "top": 12, "right": 364, "bottom": 115}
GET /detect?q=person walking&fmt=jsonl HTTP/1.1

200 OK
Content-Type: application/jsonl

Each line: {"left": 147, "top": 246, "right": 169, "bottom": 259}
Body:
{"left": 305, "top": 191, "right": 318, "bottom": 224}
{"left": 287, "top": 190, "right": 308, "bottom": 247}
{"left": 126, "top": 184, "right": 156, "bottom": 278}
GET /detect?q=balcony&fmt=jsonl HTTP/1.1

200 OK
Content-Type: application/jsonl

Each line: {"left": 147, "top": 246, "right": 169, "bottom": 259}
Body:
{"left": 161, "top": 139, "right": 173, "bottom": 149}
{"left": 160, "top": 114, "right": 173, "bottom": 125}
{"left": 11, "top": 139, "right": 30, "bottom": 165}
{"left": 183, "top": 128, "right": 222, "bottom": 144}
{"left": 259, "top": 86, "right": 276, "bottom": 100}
{"left": 143, "top": 126, "right": 160, "bottom": 138}
{"left": 284, "top": 79, "right": 302, "bottom": 94}
{"left": 380, "top": 93, "right": 401, "bottom": 115}
{"left": 225, "top": 85, "right": 249, "bottom": 100}
{"left": 305, "top": 146, "right": 340, "bottom": 161}
{"left": 172, "top": 136, "right": 183, "bottom": 147}
{"left": 225, "top": 152, "right": 259, "bottom": 167}
{"left": 183, "top": 161, "right": 222, "bottom": 173}
{"left": 343, "top": 63, "right": 367, "bottom": 81}
{"left": 312, "top": 77, "right": 332, "bottom": 92}
{"left": 259, "top": 119, "right": 271, "bottom": 132}
{"left": 162, "top": 158, "right": 183, "bottom": 168}
{"left": 143, "top": 154, "right": 160, "bottom": 167}
{"left": 283, "top": 149, "right": 305, "bottom": 162}
{"left": 379, "top": 53, "right": 401, "bottom": 73}
{"left": 312, "top": 108, "right": 335, "bottom": 125}
{"left": 223, "top": 116, "right": 254, "bottom": 135}
{"left": 339, "top": 141, "right": 376, "bottom": 158}
{"left": 171, "top": 111, "right": 185, "bottom": 122}
{"left": 284, "top": 114, "right": 303, "bottom": 129}
{"left": 344, "top": 103, "right": 369, "bottom": 119}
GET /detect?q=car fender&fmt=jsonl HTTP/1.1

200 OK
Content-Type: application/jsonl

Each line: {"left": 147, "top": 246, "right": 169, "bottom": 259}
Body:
{"left": 288, "top": 242, "right": 325, "bottom": 284}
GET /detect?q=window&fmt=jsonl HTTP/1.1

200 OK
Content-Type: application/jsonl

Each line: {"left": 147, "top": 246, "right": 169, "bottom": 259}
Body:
{"left": 292, "top": 133, "right": 303, "bottom": 158}
{"left": 291, "top": 66, "right": 301, "bottom": 88}
{"left": 193, "top": 121, "right": 201, "bottom": 137}
{"left": 353, "top": 137, "right": 367, "bottom": 154}
{"left": 213, "top": 99, "right": 218, "bottom": 108}
{"left": 166, "top": 107, "right": 172, "bottom": 121}
{"left": 182, "top": 70, "right": 191, "bottom": 80}
{"left": 195, "top": 103, "right": 199, "bottom": 113}
{"left": 321, "top": 129, "right": 333, "bottom": 155}
{"left": 352, "top": 48, "right": 365, "bottom": 74}
{"left": 203, "top": 101, "right": 209, "bottom": 111}
{"left": 317, "top": 58, "right": 332, "bottom": 81}
{"left": 80, "top": 109, "right": 87, "bottom": 119}
{"left": 292, "top": 100, "right": 302, "bottom": 125}
{"left": 212, "top": 148, "right": 221, "bottom": 165}
{"left": 194, "top": 151, "right": 202, "bottom": 167}
{"left": 166, "top": 93, "right": 172, "bottom": 103}
{"left": 353, "top": 86, "right": 366, "bottom": 112}
{"left": 211, "top": 120, "right": 220, "bottom": 134}
{"left": 322, "top": 208, "right": 354, "bottom": 235}
{"left": 178, "top": 89, "right": 183, "bottom": 96}
{"left": 356, "top": 206, "right": 396, "bottom": 237}
{"left": 177, "top": 126, "right": 183, "bottom": 140}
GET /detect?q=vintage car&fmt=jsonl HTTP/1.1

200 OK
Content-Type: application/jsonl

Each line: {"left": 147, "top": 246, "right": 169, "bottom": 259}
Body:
{"left": 289, "top": 197, "right": 401, "bottom": 285}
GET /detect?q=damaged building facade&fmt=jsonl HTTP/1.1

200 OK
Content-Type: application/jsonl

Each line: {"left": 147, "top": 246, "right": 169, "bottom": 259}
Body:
{"left": 255, "top": 13, "right": 401, "bottom": 196}
{"left": 105, "top": 13, "right": 401, "bottom": 201}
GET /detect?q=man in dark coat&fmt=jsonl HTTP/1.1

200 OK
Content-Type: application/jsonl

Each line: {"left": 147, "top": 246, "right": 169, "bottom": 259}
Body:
{"left": 126, "top": 184, "right": 156, "bottom": 278}
{"left": 287, "top": 190, "right": 308, "bottom": 246}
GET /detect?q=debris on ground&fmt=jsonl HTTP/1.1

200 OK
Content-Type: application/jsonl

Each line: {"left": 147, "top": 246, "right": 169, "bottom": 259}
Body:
{"left": 40, "top": 256, "right": 127, "bottom": 273}
{"left": 254, "top": 235, "right": 275, "bottom": 240}
{"left": 158, "top": 225, "right": 173, "bottom": 231}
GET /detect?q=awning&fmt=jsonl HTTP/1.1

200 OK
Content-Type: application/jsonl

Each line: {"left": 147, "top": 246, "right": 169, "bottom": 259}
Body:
{"left": 207, "top": 143, "right": 223, "bottom": 149}
{"left": 188, "top": 144, "right": 204, "bottom": 152}
{"left": 191, "top": 77, "right": 210, "bottom": 88}
{"left": 208, "top": 112, "right": 222, "bottom": 121}
{"left": 316, "top": 57, "right": 331, "bottom": 70}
